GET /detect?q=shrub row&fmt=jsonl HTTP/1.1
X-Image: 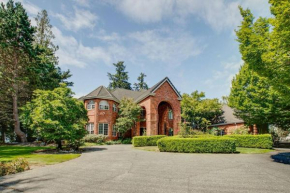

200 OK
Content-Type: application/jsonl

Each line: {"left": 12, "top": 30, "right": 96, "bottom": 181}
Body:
{"left": 132, "top": 135, "right": 166, "bottom": 147}
{"left": 0, "top": 158, "right": 30, "bottom": 176}
{"left": 227, "top": 134, "right": 273, "bottom": 149}
{"left": 83, "top": 134, "right": 107, "bottom": 143}
{"left": 157, "top": 137, "right": 236, "bottom": 153}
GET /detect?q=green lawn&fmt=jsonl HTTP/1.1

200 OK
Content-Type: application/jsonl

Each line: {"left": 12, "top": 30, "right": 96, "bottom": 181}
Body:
{"left": 134, "top": 146, "right": 275, "bottom": 154}
{"left": 0, "top": 145, "right": 80, "bottom": 165}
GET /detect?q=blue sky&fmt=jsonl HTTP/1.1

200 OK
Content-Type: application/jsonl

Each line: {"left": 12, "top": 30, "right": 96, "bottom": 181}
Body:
{"left": 2, "top": 0, "right": 271, "bottom": 99}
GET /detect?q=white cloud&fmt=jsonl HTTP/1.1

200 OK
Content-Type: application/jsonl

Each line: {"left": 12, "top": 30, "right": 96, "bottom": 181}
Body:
{"left": 52, "top": 27, "right": 112, "bottom": 68}
{"left": 128, "top": 29, "right": 203, "bottom": 66}
{"left": 109, "top": 0, "right": 270, "bottom": 32}
{"left": 74, "top": 0, "right": 90, "bottom": 7}
{"left": 55, "top": 7, "right": 97, "bottom": 31}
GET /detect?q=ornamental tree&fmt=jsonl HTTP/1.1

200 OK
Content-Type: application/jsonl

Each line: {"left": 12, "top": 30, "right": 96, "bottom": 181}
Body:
{"left": 229, "top": 63, "right": 290, "bottom": 129}
{"left": 236, "top": 2, "right": 290, "bottom": 103}
{"left": 181, "top": 91, "right": 223, "bottom": 131}
{"left": 20, "top": 84, "right": 88, "bottom": 149}
{"left": 115, "top": 98, "right": 142, "bottom": 138}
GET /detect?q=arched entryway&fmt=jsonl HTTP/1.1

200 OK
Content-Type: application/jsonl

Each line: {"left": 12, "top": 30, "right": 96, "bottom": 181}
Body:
{"left": 158, "top": 101, "right": 174, "bottom": 136}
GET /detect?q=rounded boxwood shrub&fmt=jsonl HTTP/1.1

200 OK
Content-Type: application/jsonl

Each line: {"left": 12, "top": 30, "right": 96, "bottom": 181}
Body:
{"left": 157, "top": 137, "right": 236, "bottom": 153}
{"left": 226, "top": 134, "right": 273, "bottom": 149}
{"left": 132, "top": 135, "right": 166, "bottom": 147}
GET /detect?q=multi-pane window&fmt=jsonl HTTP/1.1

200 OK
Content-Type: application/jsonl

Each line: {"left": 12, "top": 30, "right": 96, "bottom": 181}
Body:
{"left": 99, "top": 123, "right": 108, "bottom": 135}
{"left": 87, "top": 100, "right": 95, "bottom": 110}
{"left": 99, "top": 100, "right": 109, "bottom": 110}
{"left": 113, "top": 104, "right": 117, "bottom": 112}
{"left": 112, "top": 125, "right": 117, "bottom": 137}
{"left": 168, "top": 110, "right": 173, "bottom": 120}
{"left": 86, "top": 123, "right": 94, "bottom": 134}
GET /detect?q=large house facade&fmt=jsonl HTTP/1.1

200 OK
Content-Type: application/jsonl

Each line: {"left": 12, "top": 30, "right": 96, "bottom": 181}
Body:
{"left": 80, "top": 77, "right": 182, "bottom": 140}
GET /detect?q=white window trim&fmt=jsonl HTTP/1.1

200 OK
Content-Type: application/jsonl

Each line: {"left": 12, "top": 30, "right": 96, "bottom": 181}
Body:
{"left": 99, "top": 123, "right": 109, "bottom": 136}
{"left": 112, "top": 125, "right": 117, "bottom": 137}
{"left": 168, "top": 110, "right": 173, "bottom": 120}
{"left": 86, "top": 123, "right": 94, "bottom": 134}
{"left": 99, "top": 100, "right": 109, "bottom": 110}
{"left": 87, "top": 100, "right": 95, "bottom": 110}
{"left": 113, "top": 104, "right": 118, "bottom": 112}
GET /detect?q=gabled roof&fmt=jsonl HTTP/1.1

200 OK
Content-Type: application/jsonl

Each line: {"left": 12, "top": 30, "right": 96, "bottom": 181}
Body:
{"left": 134, "top": 77, "right": 182, "bottom": 103}
{"left": 210, "top": 105, "right": 244, "bottom": 127}
{"left": 79, "top": 77, "right": 181, "bottom": 104}
{"left": 81, "top": 86, "right": 119, "bottom": 103}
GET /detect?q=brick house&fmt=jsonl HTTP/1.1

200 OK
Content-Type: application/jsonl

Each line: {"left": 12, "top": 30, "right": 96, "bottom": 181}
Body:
{"left": 80, "top": 77, "right": 182, "bottom": 140}
{"left": 209, "top": 105, "right": 258, "bottom": 135}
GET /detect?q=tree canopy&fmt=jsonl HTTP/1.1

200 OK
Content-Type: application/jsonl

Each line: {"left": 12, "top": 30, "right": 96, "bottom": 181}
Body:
{"left": 108, "top": 61, "right": 131, "bottom": 90}
{"left": 133, "top": 73, "right": 148, "bottom": 91}
{"left": 236, "top": 1, "right": 290, "bottom": 103}
{"left": 181, "top": 91, "right": 223, "bottom": 130}
{"left": 20, "top": 84, "right": 88, "bottom": 149}
{"left": 229, "top": 63, "right": 290, "bottom": 129}
{"left": 115, "top": 98, "right": 142, "bottom": 137}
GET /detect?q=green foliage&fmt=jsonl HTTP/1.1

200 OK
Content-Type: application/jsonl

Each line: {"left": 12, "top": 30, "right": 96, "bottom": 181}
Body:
{"left": 83, "top": 134, "right": 107, "bottom": 143}
{"left": 20, "top": 84, "right": 88, "bottom": 149}
{"left": 0, "top": 158, "right": 30, "bottom": 176}
{"left": 230, "top": 126, "right": 249, "bottom": 135}
{"left": 121, "top": 138, "right": 132, "bottom": 144}
{"left": 157, "top": 137, "right": 236, "bottom": 153}
{"left": 33, "top": 9, "right": 73, "bottom": 90}
{"left": 207, "top": 127, "right": 223, "bottom": 136}
{"left": 227, "top": 134, "right": 273, "bottom": 149}
{"left": 228, "top": 63, "right": 290, "bottom": 129}
{"left": 181, "top": 91, "right": 223, "bottom": 130}
{"left": 116, "top": 98, "right": 142, "bottom": 137}
{"left": 132, "top": 135, "right": 166, "bottom": 147}
{"left": 178, "top": 122, "right": 204, "bottom": 137}
{"left": 133, "top": 73, "right": 148, "bottom": 91}
{"left": 236, "top": 2, "right": 290, "bottom": 115}
{"left": 108, "top": 61, "right": 131, "bottom": 90}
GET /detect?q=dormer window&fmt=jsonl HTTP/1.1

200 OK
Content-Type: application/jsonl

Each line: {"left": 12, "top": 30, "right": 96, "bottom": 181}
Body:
{"left": 168, "top": 110, "right": 173, "bottom": 120}
{"left": 113, "top": 104, "right": 117, "bottom": 112}
{"left": 99, "top": 100, "right": 109, "bottom": 110}
{"left": 87, "top": 100, "right": 95, "bottom": 110}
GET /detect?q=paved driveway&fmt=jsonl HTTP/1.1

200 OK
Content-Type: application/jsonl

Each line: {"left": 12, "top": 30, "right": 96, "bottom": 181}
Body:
{"left": 1, "top": 145, "right": 290, "bottom": 193}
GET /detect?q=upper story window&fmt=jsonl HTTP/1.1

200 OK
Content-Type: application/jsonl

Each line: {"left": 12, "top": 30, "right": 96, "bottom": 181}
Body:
{"left": 86, "top": 123, "right": 94, "bottom": 134}
{"left": 87, "top": 100, "right": 95, "bottom": 110}
{"left": 168, "top": 110, "right": 173, "bottom": 120}
{"left": 113, "top": 104, "right": 117, "bottom": 112}
{"left": 99, "top": 100, "right": 109, "bottom": 110}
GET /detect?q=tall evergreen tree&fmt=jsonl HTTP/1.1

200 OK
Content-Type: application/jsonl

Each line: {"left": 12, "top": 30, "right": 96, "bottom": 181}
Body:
{"left": 108, "top": 61, "right": 131, "bottom": 90}
{"left": 33, "top": 9, "right": 73, "bottom": 90}
{"left": 133, "top": 73, "right": 148, "bottom": 91}
{"left": 0, "top": 0, "right": 37, "bottom": 142}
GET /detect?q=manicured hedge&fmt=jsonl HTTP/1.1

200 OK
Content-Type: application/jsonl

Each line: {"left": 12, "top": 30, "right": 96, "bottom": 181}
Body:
{"left": 157, "top": 137, "right": 236, "bottom": 153}
{"left": 227, "top": 134, "right": 273, "bottom": 149}
{"left": 132, "top": 135, "right": 166, "bottom": 147}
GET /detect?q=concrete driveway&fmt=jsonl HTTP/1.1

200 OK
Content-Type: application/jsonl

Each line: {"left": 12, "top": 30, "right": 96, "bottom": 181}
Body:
{"left": 1, "top": 145, "right": 290, "bottom": 193}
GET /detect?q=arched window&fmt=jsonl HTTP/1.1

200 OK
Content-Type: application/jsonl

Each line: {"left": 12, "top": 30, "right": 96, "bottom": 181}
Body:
{"left": 168, "top": 110, "right": 173, "bottom": 120}
{"left": 113, "top": 104, "right": 117, "bottom": 112}
{"left": 87, "top": 100, "right": 95, "bottom": 110}
{"left": 99, "top": 100, "right": 109, "bottom": 110}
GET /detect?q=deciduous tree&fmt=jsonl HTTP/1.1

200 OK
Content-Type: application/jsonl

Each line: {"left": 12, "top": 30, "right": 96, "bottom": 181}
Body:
{"left": 181, "top": 91, "right": 223, "bottom": 131}
{"left": 20, "top": 84, "right": 88, "bottom": 149}
{"left": 115, "top": 98, "right": 142, "bottom": 138}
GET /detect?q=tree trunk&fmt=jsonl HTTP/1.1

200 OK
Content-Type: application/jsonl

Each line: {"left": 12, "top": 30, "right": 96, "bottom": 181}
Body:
{"left": 12, "top": 93, "right": 27, "bottom": 143}
{"left": 57, "top": 140, "right": 62, "bottom": 150}
{"left": 0, "top": 124, "right": 5, "bottom": 143}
